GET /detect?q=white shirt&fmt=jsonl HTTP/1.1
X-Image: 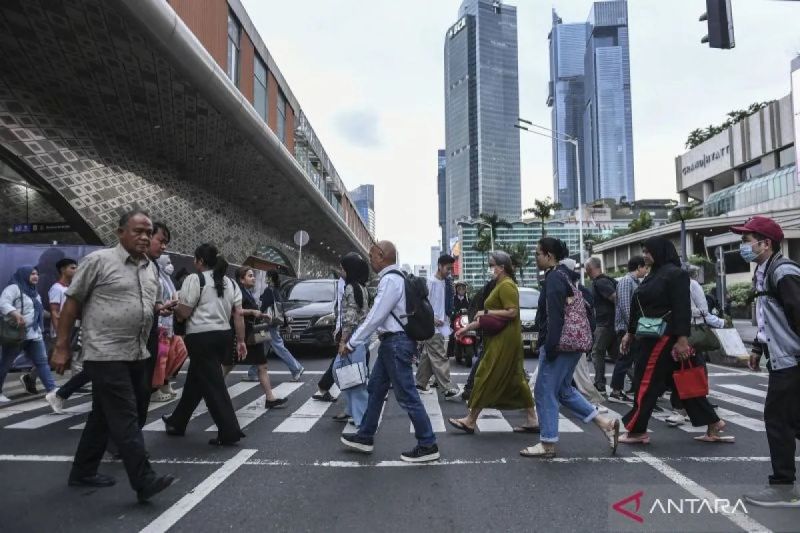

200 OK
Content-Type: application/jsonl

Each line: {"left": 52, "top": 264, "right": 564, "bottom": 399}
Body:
{"left": 689, "top": 279, "right": 708, "bottom": 319}
{"left": 427, "top": 276, "right": 451, "bottom": 337}
{"left": 179, "top": 271, "right": 242, "bottom": 334}
{"left": 48, "top": 281, "right": 69, "bottom": 337}
{"left": 0, "top": 284, "right": 43, "bottom": 341}
{"left": 334, "top": 277, "right": 346, "bottom": 335}
{"left": 347, "top": 264, "right": 406, "bottom": 349}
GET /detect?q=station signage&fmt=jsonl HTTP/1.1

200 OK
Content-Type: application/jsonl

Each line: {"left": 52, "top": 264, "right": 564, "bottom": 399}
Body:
{"left": 681, "top": 145, "right": 730, "bottom": 177}
{"left": 11, "top": 222, "right": 72, "bottom": 234}
{"left": 448, "top": 17, "right": 466, "bottom": 39}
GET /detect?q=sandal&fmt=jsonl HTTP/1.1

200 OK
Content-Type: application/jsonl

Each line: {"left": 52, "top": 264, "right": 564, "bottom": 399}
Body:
{"left": 447, "top": 418, "right": 475, "bottom": 434}
{"left": 513, "top": 425, "right": 540, "bottom": 433}
{"left": 150, "top": 390, "right": 173, "bottom": 403}
{"left": 693, "top": 434, "right": 735, "bottom": 443}
{"left": 604, "top": 419, "right": 620, "bottom": 455}
{"left": 519, "top": 443, "right": 556, "bottom": 458}
{"left": 619, "top": 433, "right": 651, "bottom": 445}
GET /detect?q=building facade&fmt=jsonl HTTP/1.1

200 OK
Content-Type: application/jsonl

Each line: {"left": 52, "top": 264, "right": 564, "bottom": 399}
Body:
{"left": 437, "top": 149, "right": 447, "bottom": 250}
{"left": 443, "top": 0, "right": 521, "bottom": 247}
{"left": 0, "top": 0, "right": 372, "bottom": 276}
{"left": 547, "top": 11, "right": 588, "bottom": 210}
{"left": 349, "top": 184, "right": 375, "bottom": 237}
{"left": 430, "top": 245, "right": 442, "bottom": 276}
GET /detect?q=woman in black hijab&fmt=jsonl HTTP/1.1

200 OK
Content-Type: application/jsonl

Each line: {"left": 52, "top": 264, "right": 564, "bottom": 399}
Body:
{"left": 619, "top": 237, "right": 732, "bottom": 444}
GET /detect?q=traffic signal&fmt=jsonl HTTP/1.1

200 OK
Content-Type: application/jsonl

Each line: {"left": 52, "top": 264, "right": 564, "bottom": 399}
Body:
{"left": 700, "top": 0, "right": 734, "bottom": 49}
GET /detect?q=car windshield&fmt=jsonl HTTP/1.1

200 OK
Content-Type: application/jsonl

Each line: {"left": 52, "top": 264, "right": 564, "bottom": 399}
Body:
{"left": 287, "top": 282, "right": 335, "bottom": 303}
{"left": 519, "top": 290, "right": 539, "bottom": 309}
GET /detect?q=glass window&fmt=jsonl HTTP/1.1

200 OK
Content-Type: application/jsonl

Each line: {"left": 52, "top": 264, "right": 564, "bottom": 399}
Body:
{"left": 227, "top": 12, "right": 241, "bottom": 86}
{"left": 254, "top": 56, "right": 268, "bottom": 121}
{"left": 779, "top": 145, "right": 796, "bottom": 167}
{"left": 277, "top": 90, "right": 287, "bottom": 142}
{"left": 287, "top": 281, "right": 335, "bottom": 303}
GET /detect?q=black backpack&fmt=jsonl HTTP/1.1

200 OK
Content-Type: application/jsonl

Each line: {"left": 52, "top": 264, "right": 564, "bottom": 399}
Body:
{"left": 756, "top": 254, "right": 800, "bottom": 307}
{"left": 386, "top": 270, "right": 435, "bottom": 341}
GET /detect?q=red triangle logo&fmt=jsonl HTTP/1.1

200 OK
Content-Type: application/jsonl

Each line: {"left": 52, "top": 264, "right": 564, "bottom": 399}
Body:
{"left": 612, "top": 490, "right": 645, "bottom": 524}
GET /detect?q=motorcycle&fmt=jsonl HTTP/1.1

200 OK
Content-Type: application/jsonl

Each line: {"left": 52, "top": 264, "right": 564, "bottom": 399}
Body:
{"left": 452, "top": 311, "right": 476, "bottom": 367}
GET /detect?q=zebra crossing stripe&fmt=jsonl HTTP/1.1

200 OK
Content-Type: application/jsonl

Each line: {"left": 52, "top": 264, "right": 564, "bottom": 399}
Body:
{"left": 715, "top": 407, "right": 765, "bottom": 432}
{"left": 707, "top": 390, "right": 764, "bottom": 413}
{"left": 476, "top": 409, "right": 513, "bottom": 432}
{"left": 343, "top": 402, "right": 386, "bottom": 435}
{"left": 273, "top": 396, "right": 336, "bottom": 433}
{"left": 557, "top": 414, "right": 582, "bottom": 433}
{"left": 718, "top": 383, "right": 767, "bottom": 399}
{"left": 410, "top": 390, "right": 446, "bottom": 433}
{"left": 6, "top": 398, "right": 95, "bottom": 429}
{"left": 142, "top": 382, "right": 259, "bottom": 431}
{"left": 71, "top": 388, "right": 186, "bottom": 430}
{"left": 205, "top": 382, "right": 303, "bottom": 431}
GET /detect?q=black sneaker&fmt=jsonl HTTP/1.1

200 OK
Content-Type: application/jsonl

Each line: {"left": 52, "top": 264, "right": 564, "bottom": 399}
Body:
{"left": 444, "top": 389, "right": 461, "bottom": 401}
{"left": 608, "top": 391, "right": 632, "bottom": 404}
{"left": 137, "top": 475, "right": 175, "bottom": 504}
{"left": 20, "top": 374, "right": 37, "bottom": 394}
{"left": 340, "top": 434, "right": 374, "bottom": 453}
{"left": 265, "top": 397, "right": 288, "bottom": 409}
{"left": 401, "top": 444, "right": 440, "bottom": 463}
{"left": 68, "top": 473, "right": 116, "bottom": 488}
{"left": 743, "top": 485, "right": 800, "bottom": 508}
{"left": 312, "top": 391, "right": 337, "bottom": 402}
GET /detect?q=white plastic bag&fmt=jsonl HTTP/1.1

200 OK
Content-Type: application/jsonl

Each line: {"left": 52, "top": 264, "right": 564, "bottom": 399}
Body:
{"left": 334, "top": 357, "right": 368, "bottom": 390}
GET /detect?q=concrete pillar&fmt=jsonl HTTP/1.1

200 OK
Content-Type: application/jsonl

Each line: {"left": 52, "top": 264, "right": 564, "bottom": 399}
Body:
{"left": 733, "top": 168, "right": 743, "bottom": 185}
{"left": 679, "top": 191, "right": 690, "bottom": 204}
{"left": 702, "top": 181, "right": 714, "bottom": 200}
{"left": 685, "top": 231, "right": 694, "bottom": 258}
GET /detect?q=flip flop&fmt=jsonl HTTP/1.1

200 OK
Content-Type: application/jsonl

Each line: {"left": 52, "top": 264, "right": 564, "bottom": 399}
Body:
{"left": 519, "top": 443, "right": 556, "bottom": 458}
{"left": 693, "top": 434, "right": 735, "bottom": 443}
{"left": 606, "top": 419, "right": 620, "bottom": 455}
{"left": 513, "top": 425, "right": 540, "bottom": 433}
{"left": 447, "top": 418, "right": 475, "bottom": 434}
{"left": 619, "top": 433, "right": 651, "bottom": 445}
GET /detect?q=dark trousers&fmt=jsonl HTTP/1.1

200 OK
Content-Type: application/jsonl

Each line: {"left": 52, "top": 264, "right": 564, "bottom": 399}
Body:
{"left": 71, "top": 360, "right": 155, "bottom": 491}
{"left": 610, "top": 332, "right": 635, "bottom": 392}
{"left": 463, "top": 341, "right": 485, "bottom": 395}
{"left": 57, "top": 370, "right": 92, "bottom": 400}
{"left": 591, "top": 325, "right": 618, "bottom": 387}
{"left": 765, "top": 364, "right": 800, "bottom": 485}
{"left": 622, "top": 336, "right": 718, "bottom": 434}
{"left": 166, "top": 330, "right": 243, "bottom": 443}
{"left": 319, "top": 358, "right": 336, "bottom": 392}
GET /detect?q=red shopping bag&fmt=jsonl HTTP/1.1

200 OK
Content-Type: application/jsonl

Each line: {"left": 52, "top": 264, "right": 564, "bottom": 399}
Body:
{"left": 673, "top": 358, "right": 708, "bottom": 400}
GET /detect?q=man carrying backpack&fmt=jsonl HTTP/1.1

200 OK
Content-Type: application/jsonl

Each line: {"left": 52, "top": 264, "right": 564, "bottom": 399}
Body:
{"left": 731, "top": 217, "right": 800, "bottom": 507}
{"left": 339, "top": 240, "right": 439, "bottom": 463}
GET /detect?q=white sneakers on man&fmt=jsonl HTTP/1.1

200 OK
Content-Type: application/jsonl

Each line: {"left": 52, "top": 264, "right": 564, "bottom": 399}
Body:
{"left": 45, "top": 390, "right": 65, "bottom": 414}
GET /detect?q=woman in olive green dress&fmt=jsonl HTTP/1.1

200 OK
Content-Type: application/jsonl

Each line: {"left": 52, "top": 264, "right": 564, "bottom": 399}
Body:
{"left": 448, "top": 251, "right": 538, "bottom": 434}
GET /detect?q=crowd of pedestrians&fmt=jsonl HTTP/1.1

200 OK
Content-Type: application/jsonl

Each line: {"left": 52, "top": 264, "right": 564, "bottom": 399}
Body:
{"left": 2, "top": 209, "right": 799, "bottom": 507}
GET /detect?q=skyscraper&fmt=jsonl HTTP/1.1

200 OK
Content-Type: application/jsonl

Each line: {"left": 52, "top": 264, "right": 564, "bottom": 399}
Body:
{"left": 443, "top": 0, "right": 521, "bottom": 246}
{"left": 349, "top": 184, "right": 375, "bottom": 237}
{"left": 548, "top": 0, "right": 634, "bottom": 208}
{"left": 583, "top": 0, "right": 635, "bottom": 204}
{"left": 437, "top": 149, "right": 447, "bottom": 249}
{"left": 547, "top": 11, "right": 588, "bottom": 210}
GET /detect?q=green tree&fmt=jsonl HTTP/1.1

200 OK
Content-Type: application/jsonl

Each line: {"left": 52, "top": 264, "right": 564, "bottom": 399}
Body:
{"left": 685, "top": 101, "right": 773, "bottom": 148}
{"left": 667, "top": 201, "right": 702, "bottom": 223}
{"left": 523, "top": 197, "right": 562, "bottom": 237}
{"left": 627, "top": 211, "right": 653, "bottom": 234}
{"left": 477, "top": 212, "right": 512, "bottom": 248}
{"left": 472, "top": 232, "right": 492, "bottom": 274}
{"left": 502, "top": 242, "right": 532, "bottom": 281}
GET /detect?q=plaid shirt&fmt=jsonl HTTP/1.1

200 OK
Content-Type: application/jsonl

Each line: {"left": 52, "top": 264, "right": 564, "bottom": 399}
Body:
{"left": 614, "top": 272, "right": 639, "bottom": 333}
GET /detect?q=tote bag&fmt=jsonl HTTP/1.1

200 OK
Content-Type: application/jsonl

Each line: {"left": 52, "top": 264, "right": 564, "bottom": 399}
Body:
{"left": 333, "top": 355, "right": 368, "bottom": 390}
{"left": 673, "top": 358, "right": 709, "bottom": 400}
{"left": 555, "top": 273, "right": 593, "bottom": 353}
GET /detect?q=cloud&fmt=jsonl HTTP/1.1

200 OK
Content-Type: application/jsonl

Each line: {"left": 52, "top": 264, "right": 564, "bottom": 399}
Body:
{"left": 333, "top": 109, "right": 383, "bottom": 148}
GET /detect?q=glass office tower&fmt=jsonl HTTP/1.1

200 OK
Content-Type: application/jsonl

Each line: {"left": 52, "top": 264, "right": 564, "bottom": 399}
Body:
{"left": 437, "top": 149, "right": 447, "bottom": 250}
{"left": 548, "top": 10, "right": 588, "bottom": 210}
{"left": 443, "top": 0, "right": 521, "bottom": 246}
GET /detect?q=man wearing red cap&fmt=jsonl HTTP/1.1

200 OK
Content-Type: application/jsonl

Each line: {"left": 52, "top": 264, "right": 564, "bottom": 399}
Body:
{"left": 731, "top": 216, "right": 800, "bottom": 507}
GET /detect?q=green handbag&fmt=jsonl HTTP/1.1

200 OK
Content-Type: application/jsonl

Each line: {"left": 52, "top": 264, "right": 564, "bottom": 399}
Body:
{"left": 0, "top": 316, "right": 26, "bottom": 345}
{"left": 634, "top": 296, "right": 671, "bottom": 339}
{"left": 688, "top": 321, "right": 721, "bottom": 352}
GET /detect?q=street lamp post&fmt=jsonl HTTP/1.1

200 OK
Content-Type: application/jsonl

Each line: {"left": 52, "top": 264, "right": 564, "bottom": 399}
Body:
{"left": 515, "top": 119, "right": 584, "bottom": 283}
{"left": 675, "top": 203, "right": 689, "bottom": 263}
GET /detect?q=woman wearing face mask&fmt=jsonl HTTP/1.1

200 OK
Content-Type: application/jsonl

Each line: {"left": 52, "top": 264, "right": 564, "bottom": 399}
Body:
{"left": 222, "top": 267, "right": 287, "bottom": 409}
{"left": 150, "top": 254, "right": 187, "bottom": 402}
{"left": 447, "top": 251, "right": 539, "bottom": 435}
{"left": 0, "top": 266, "right": 57, "bottom": 401}
{"left": 522, "top": 239, "right": 619, "bottom": 458}
{"left": 619, "top": 236, "right": 733, "bottom": 444}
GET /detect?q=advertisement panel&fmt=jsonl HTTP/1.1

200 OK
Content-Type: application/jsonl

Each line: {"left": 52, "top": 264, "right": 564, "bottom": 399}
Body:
{"left": 792, "top": 56, "right": 800, "bottom": 185}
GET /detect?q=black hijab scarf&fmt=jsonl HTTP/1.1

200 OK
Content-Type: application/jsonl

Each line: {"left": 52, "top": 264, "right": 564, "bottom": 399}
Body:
{"left": 642, "top": 236, "right": 681, "bottom": 272}
{"left": 340, "top": 252, "right": 369, "bottom": 309}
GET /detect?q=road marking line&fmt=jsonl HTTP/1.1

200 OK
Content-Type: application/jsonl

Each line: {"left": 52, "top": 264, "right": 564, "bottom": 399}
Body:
{"left": 342, "top": 402, "right": 385, "bottom": 435}
{"left": 140, "top": 449, "right": 257, "bottom": 533}
{"left": 142, "top": 382, "right": 259, "bottom": 431}
{"left": 273, "top": 396, "right": 335, "bottom": 432}
{"left": 707, "top": 390, "right": 764, "bottom": 413}
{"left": 650, "top": 410, "right": 703, "bottom": 433}
{"left": 633, "top": 451, "right": 770, "bottom": 533}
{"left": 205, "top": 382, "right": 303, "bottom": 431}
{"left": 0, "top": 396, "right": 88, "bottom": 420}
{"left": 718, "top": 383, "right": 767, "bottom": 399}
{"left": 71, "top": 388, "right": 186, "bottom": 430}
{"left": 6, "top": 398, "right": 95, "bottom": 429}
{"left": 411, "top": 390, "right": 446, "bottom": 433}
{"left": 716, "top": 407, "right": 765, "bottom": 432}
{"left": 707, "top": 363, "right": 767, "bottom": 377}
{"left": 475, "top": 409, "right": 513, "bottom": 432}
{"left": 557, "top": 414, "right": 583, "bottom": 433}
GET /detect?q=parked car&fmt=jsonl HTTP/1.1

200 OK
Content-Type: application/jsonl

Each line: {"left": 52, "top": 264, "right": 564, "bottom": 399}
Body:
{"left": 279, "top": 279, "right": 338, "bottom": 349}
{"left": 519, "top": 287, "right": 540, "bottom": 356}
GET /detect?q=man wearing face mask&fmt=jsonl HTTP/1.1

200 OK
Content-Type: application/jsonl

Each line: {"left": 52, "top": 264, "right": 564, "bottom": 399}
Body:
{"left": 731, "top": 217, "right": 800, "bottom": 508}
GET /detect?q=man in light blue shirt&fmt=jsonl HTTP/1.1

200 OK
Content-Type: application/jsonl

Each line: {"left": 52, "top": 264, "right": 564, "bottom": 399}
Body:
{"left": 340, "top": 240, "right": 439, "bottom": 463}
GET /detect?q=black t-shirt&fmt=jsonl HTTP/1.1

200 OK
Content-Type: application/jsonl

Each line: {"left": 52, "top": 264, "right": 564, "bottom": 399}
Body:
{"left": 591, "top": 275, "right": 617, "bottom": 328}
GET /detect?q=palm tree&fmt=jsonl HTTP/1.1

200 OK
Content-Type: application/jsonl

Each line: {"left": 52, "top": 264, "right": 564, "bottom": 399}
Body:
{"left": 504, "top": 242, "right": 532, "bottom": 282}
{"left": 523, "top": 197, "right": 562, "bottom": 237}
{"left": 628, "top": 210, "right": 653, "bottom": 234}
{"left": 477, "top": 212, "right": 512, "bottom": 248}
{"left": 472, "top": 232, "right": 492, "bottom": 276}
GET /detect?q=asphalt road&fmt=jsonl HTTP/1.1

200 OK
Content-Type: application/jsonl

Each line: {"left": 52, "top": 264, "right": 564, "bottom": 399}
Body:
{"left": 0, "top": 351, "right": 796, "bottom": 533}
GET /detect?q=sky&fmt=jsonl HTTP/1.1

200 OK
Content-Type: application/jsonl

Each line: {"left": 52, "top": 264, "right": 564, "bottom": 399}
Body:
{"left": 241, "top": 0, "right": 800, "bottom": 267}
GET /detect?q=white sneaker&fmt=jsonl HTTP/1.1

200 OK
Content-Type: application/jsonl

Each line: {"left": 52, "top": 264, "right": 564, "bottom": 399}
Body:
{"left": 0, "top": 394, "right": 11, "bottom": 403}
{"left": 46, "top": 390, "right": 65, "bottom": 414}
{"left": 665, "top": 410, "right": 687, "bottom": 426}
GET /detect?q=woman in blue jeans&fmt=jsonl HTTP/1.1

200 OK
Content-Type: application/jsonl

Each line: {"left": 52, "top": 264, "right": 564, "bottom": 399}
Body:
{"left": 332, "top": 253, "right": 371, "bottom": 427}
{"left": 524, "top": 238, "right": 619, "bottom": 458}
{"left": 0, "top": 266, "right": 56, "bottom": 401}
